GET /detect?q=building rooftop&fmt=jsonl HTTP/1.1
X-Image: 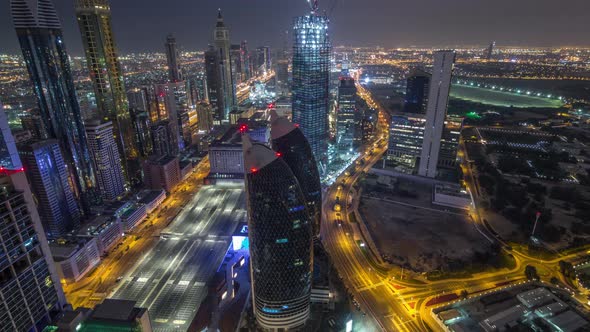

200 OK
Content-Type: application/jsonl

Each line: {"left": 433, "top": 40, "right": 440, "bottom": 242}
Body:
{"left": 242, "top": 135, "right": 276, "bottom": 174}
{"left": 49, "top": 238, "right": 93, "bottom": 261}
{"left": 479, "top": 305, "right": 528, "bottom": 332}
{"left": 269, "top": 109, "right": 295, "bottom": 140}
{"left": 136, "top": 189, "right": 165, "bottom": 205}
{"left": 92, "top": 299, "right": 137, "bottom": 321}
{"left": 517, "top": 287, "right": 556, "bottom": 308}
{"left": 547, "top": 310, "right": 588, "bottom": 332}
{"left": 76, "top": 215, "right": 117, "bottom": 237}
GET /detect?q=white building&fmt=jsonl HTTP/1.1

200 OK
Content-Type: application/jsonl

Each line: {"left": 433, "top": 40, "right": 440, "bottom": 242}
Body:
{"left": 85, "top": 120, "right": 126, "bottom": 200}
{"left": 76, "top": 215, "right": 123, "bottom": 254}
{"left": 50, "top": 238, "right": 101, "bottom": 283}
{"left": 418, "top": 50, "right": 455, "bottom": 178}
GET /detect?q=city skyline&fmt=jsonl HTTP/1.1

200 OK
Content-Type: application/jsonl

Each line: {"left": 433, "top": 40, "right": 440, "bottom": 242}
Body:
{"left": 1, "top": 0, "right": 590, "bottom": 55}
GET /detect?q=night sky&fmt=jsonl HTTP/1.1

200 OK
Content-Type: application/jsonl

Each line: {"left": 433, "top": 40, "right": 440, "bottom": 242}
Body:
{"left": 0, "top": 0, "right": 589, "bottom": 55}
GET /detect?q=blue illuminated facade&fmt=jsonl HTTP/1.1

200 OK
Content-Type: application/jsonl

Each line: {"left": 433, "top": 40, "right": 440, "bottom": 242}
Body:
{"left": 292, "top": 12, "right": 331, "bottom": 164}
{"left": 19, "top": 140, "right": 80, "bottom": 238}
{"left": 11, "top": 0, "right": 98, "bottom": 210}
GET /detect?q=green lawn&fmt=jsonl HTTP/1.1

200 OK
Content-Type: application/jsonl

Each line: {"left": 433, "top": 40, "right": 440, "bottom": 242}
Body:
{"left": 450, "top": 85, "right": 564, "bottom": 108}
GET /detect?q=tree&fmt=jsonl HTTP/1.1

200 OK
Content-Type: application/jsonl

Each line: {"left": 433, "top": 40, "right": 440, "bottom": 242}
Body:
{"left": 460, "top": 290, "right": 469, "bottom": 299}
{"left": 525, "top": 265, "right": 538, "bottom": 280}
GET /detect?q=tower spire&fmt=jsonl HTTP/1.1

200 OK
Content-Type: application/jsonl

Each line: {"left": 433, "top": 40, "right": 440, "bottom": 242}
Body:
{"left": 216, "top": 8, "right": 224, "bottom": 27}
{"left": 307, "top": 0, "right": 319, "bottom": 13}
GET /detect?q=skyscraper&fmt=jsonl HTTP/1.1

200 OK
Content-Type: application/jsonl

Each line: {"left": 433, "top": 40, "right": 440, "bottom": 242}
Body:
{"left": 255, "top": 46, "right": 271, "bottom": 75}
{"left": 336, "top": 77, "right": 359, "bottom": 154}
{"left": 75, "top": 0, "right": 138, "bottom": 171}
{"left": 155, "top": 81, "right": 190, "bottom": 153}
{"left": 486, "top": 41, "right": 496, "bottom": 60}
{"left": 418, "top": 50, "right": 455, "bottom": 178}
{"left": 10, "top": 0, "right": 98, "bottom": 209}
{"left": 292, "top": 2, "right": 331, "bottom": 164}
{"left": 270, "top": 111, "right": 322, "bottom": 238}
{"left": 0, "top": 103, "right": 22, "bottom": 170}
{"left": 85, "top": 121, "right": 126, "bottom": 201}
{"left": 205, "top": 45, "right": 224, "bottom": 123}
{"left": 165, "top": 33, "right": 183, "bottom": 82}
{"left": 243, "top": 135, "right": 312, "bottom": 330}
{"left": 403, "top": 68, "right": 431, "bottom": 114}
{"left": 0, "top": 170, "right": 66, "bottom": 331}
{"left": 19, "top": 140, "right": 81, "bottom": 238}
{"left": 0, "top": 108, "right": 65, "bottom": 330}
{"left": 213, "top": 9, "right": 235, "bottom": 120}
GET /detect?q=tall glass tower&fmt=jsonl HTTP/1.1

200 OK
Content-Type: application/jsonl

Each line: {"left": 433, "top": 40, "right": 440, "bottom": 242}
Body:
{"left": 165, "top": 33, "right": 183, "bottom": 82}
{"left": 292, "top": 2, "right": 331, "bottom": 165}
{"left": 75, "top": 0, "right": 137, "bottom": 172}
{"left": 213, "top": 9, "right": 235, "bottom": 120}
{"left": 243, "top": 136, "right": 312, "bottom": 330}
{"left": 10, "top": 0, "right": 98, "bottom": 210}
{"left": 270, "top": 110, "right": 322, "bottom": 238}
{"left": 19, "top": 140, "right": 81, "bottom": 238}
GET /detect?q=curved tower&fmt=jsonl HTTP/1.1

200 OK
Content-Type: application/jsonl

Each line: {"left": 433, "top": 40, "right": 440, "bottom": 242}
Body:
{"left": 243, "top": 135, "right": 312, "bottom": 331}
{"left": 270, "top": 110, "right": 322, "bottom": 238}
{"left": 10, "top": 0, "right": 99, "bottom": 209}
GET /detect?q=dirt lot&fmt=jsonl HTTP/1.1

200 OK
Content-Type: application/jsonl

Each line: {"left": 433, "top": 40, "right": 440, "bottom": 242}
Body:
{"left": 359, "top": 175, "right": 491, "bottom": 272}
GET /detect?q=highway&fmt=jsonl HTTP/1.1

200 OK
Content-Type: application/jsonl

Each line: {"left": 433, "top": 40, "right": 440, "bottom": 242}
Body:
{"left": 63, "top": 157, "right": 211, "bottom": 309}
{"left": 322, "top": 84, "right": 590, "bottom": 331}
{"left": 110, "top": 186, "right": 246, "bottom": 332}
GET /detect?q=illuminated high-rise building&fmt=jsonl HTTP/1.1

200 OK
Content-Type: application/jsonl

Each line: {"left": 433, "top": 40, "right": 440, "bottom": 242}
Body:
{"left": 0, "top": 170, "right": 66, "bottom": 331}
{"left": 270, "top": 111, "right": 322, "bottom": 238}
{"left": 255, "top": 46, "right": 271, "bottom": 75}
{"left": 212, "top": 9, "right": 235, "bottom": 120}
{"left": 243, "top": 135, "right": 312, "bottom": 331}
{"left": 336, "top": 77, "right": 358, "bottom": 154}
{"left": 75, "top": 0, "right": 137, "bottom": 174}
{"left": 19, "top": 140, "right": 81, "bottom": 238}
{"left": 418, "top": 50, "right": 455, "bottom": 178}
{"left": 230, "top": 44, "right": 244, "bottom": 86}
{"left": 10, "top": 0, "right": 98, "bottom": 210}
{"left": 165, "top": 33, "right": 183, "bottom": 82}
{"left": 486, "top": 41, "right": 496, "bottom": 60}
{"left": 205, "top": 46, "right": 224, "bottom": 123}
{"left": 0, "top": 107, "right": 66, "bottom": 331}
{"left": 85, "top": 121, "right": 126, "bottom": 201}
{"left": 292, "top": 1, "right": 331, "bottom": 164}
{"left": 155, "top": 81, "right": 191, "bottom": 153}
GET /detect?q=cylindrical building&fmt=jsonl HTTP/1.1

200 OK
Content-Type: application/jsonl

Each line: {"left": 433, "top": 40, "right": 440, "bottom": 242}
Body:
{"left": 243, "top": 136, "right": 312, "bottom": 331}
{"left": 270, "top": 110, "right": 322, "bottom": 238}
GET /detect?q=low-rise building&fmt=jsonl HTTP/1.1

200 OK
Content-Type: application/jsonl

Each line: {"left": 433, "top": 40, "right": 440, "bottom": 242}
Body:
{"left": 136, "top": 189, "right": 166, "bottom": 214}
{"left": 117, "top": 203, "right": 148, "bottom": 231}
{"left": 517, "top": 287, "right": 555, "bottom": 308}
{"left": 79, "top": 299, "right": 153, "bottom": 332}
{"left": 433, "top": 183, "right": 472, "bottom": 209}
{"left": 479, "top": 305, "right": 528, "bottom": 332}
{"left": 76, "top": 215, "right": 123, "bottom": 254}
{"left": 50, "top": 238, "right": 101, "bottom": 283}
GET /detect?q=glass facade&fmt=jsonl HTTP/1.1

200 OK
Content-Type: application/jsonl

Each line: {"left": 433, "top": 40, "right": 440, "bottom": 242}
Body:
{"left": 0, "top": 172, "right": 65, "bottom": 331}
{"left": 403, "top": 69, "right": 430, "bottom": 114}
{"left": 336, "top": 77, "right": 359, "bottom": 154}
{"left": 245, "top": 144, "right": 312, "bottom": 330}
{"left": 292, "top": 14, "right": 331, "bottom": 163}
{"left": 75, "top": 0, "right": 137, "bottom": 172}
{"left": 388, "top": 115, "right": 427, "bottom": 170}
{"left": 19, "top": 140, "right": 80, "bottom": 238}
{"left": 272, "top": 127, "right": 322, "bottom": 238}
{"left": 13, "top": 19, "right": 98, "bottom": 210}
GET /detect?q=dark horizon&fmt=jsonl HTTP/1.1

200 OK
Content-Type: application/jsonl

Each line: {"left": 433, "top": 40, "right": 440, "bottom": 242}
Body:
{"left": 1, "top": 0, "right": 589, "bottom": 56}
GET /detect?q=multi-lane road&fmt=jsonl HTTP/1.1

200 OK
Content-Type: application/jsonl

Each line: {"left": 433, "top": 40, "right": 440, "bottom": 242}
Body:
{"left": 322, "top": 84, "right": 590, "bottom": 332}
{"left": 63, "top": 156, "right": 211, "bottom": 309}
{"left": 111, "top": 186, "right": 246, "bottom": 331}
